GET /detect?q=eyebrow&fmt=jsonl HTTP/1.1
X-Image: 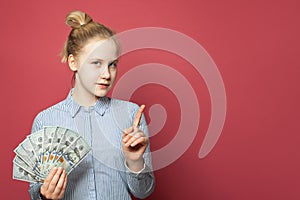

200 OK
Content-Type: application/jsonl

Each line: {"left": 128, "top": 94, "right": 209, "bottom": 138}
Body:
{"left": 110, "top": 59, "right": 119, "bottom": 63}
{"left": 90, "top": 58, "right": 119, "bottom": 63}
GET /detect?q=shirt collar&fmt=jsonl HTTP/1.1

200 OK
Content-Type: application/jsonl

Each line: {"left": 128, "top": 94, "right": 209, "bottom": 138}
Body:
{"left": 94, "top": 96, "right": 110, "bottom": 116}
{"left": 65, "top": 89, "right": 111, "bottom": 118}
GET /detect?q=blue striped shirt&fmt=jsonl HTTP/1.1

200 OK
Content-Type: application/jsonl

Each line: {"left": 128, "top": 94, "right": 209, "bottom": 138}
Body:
{"left": 29, "top": 90, "right": 155, "bottom": 200}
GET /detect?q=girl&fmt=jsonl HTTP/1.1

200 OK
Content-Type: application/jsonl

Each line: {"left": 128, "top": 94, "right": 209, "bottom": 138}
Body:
{"left": 29, "top": 10, "right": 155, "bottom": 200}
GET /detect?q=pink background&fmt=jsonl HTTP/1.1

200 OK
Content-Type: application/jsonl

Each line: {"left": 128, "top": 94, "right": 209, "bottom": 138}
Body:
{"left": 1, "top": 0, "right": 299, "bottom": 199}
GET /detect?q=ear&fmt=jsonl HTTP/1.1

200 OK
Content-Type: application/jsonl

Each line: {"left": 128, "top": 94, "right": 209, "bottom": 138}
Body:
{"left": 68, "top": 54, "right": 78, "bottom": 72}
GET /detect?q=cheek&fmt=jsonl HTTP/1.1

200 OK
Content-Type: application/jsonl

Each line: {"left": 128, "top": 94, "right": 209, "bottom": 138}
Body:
{"left": 80, "top": 68, "right": 99, "bottom": 81}
{"left": 110, "top": 70, "right": 117, "bottom": 82}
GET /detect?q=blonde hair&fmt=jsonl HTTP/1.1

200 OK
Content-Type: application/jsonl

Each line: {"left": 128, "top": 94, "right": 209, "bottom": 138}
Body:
{"left": 61, "top": 10, "right": 116, "bottom": 63}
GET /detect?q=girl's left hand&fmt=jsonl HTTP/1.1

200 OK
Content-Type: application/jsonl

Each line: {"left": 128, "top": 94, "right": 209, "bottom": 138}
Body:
{"left": 122, "top": 105, "right": 148, "bottom": 172}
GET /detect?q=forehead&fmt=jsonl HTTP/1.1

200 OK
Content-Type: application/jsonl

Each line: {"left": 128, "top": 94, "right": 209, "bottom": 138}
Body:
{"left": 80, "top": 38, "right": 119, "bottom": 62}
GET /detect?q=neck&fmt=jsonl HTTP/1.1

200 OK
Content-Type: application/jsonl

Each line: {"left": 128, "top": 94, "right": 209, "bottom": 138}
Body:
{"left": 72, "top": 86, "right": 99, "bottom": 108}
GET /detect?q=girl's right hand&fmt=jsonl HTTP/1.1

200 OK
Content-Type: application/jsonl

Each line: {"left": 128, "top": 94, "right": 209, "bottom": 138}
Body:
{"left": 40, "top": 167, "right": 67, "bottom": 200}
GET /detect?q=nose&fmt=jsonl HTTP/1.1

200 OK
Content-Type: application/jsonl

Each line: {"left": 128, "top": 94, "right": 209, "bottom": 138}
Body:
{"left": 100, "top": 65, "right": 110, "bottom": 79}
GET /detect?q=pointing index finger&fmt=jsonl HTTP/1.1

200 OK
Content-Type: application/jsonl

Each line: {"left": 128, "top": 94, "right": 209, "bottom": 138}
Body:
{"left": 133, "top": 104, "right": 145, "bottom": 127}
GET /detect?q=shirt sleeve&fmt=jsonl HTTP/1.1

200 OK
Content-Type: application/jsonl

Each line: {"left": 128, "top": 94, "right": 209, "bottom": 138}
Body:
{"left": 125, "top": 162, "right": 155, "bottom": 199}
{"left": 126, "top": 107, "right": 155, "bottom": 199}
{"left": 28, "top": 113, "right": 44, "bottom": 200}
{"left": 29, "top": 183, "right": 43, "bottom": 200}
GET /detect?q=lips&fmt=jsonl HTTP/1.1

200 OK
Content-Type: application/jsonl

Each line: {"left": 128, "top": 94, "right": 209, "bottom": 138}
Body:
{"left": 97, "top": 83, "right": 109, "bottom": 89}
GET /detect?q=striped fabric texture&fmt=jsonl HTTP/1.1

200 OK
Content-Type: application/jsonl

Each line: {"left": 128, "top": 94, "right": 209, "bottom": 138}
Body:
{"left": 29, "top": 90, "right": 155, "bottom": 200}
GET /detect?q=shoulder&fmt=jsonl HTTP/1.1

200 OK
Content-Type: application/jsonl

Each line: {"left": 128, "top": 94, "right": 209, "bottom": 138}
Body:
{"left": 110, "top": 98, "right": 140, "bottom": 111}
{"left": 109, "top": 98, "right": 141, "bottom": 120}
{"left": 33, "top": 99, "right": 69, "bottom": 123}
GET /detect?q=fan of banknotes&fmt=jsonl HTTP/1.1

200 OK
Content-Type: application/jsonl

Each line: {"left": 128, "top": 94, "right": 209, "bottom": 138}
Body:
{"left": 13, "top": 126, "right": 92, "bottom": 183}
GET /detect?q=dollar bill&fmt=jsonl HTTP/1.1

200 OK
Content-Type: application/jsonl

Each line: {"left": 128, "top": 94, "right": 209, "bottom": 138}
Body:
{"left": 13, "top": 161, "right": 40, "bottom": 183}
{"left": 62, "top": 136, "right": 92, "bottom": 172}
{"left": 40, "top": 154, "right": 75, "bottom": 177}
{"left": 51, "top": 129, "right": 80, "bottom": 164}
{"left": 13, "top": 126, "right": 91, "bottom": 183}
{"left": 14, "top": 138, "right": 39, "bottom": 172}
{"left": 27, "top": 129, "right": 44, "bottom": 164}
{"left": 13, "top": 156, "right": 39, "bottom": 177}
{"left": 47, "top": 126, "right": 67, "bottom": 164}
{"left": 43, "top": 126, "right": 57, "bottom": 153}
{"left": 50, "top": 126, "right": 67, "bottom": 153}
{"left": 40, "top": 126, "right": 57, "bottom": 175}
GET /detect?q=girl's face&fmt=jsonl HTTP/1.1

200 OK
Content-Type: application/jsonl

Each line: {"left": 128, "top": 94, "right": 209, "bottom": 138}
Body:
{"left": 69, "top": 38, "right": 119, "bottom": 102}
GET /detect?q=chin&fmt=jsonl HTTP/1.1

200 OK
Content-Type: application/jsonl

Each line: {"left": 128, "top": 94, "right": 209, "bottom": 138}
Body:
{"left": 95, "top": 87, "right": 111, "bottom": 97}
{"left": 95, "top": 94, "right": 106, "bottom": 98}
{"left": 95, "top": 91, "right": 108, "bottom": 98}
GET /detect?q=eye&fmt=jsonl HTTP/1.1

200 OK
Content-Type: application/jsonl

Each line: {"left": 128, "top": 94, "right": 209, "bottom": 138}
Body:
{"left": 91, "top": 61, "right": 101, "bottom": 66}
{"left": 108, "top": 61, "right": 118, "bottom": 68}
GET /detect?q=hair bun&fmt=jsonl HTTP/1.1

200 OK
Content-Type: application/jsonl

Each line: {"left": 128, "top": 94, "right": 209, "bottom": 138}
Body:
{"left": 66, "top": 10, "right": 93, "bottom": 29}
